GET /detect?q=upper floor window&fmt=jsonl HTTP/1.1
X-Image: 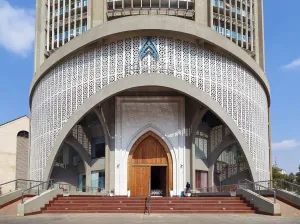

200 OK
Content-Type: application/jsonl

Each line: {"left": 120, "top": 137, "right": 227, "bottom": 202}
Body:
{"left": 17, "top": 130, "right": 29, "bottom": 138}
{"left": 91, "top": 137, "right": 105, "bottom": 159}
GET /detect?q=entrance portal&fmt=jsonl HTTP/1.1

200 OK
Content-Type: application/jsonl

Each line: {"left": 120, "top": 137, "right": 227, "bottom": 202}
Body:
{"left": 151, "top": 166, "right": 166, "bottom": 196}
{"left": 128, "top": 131, "right": 173, "bottom": 197}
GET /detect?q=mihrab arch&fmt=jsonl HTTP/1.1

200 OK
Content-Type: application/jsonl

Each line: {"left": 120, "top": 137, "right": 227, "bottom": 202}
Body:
{"left": 128, "top": 131, "right": 173, "bottom": 197}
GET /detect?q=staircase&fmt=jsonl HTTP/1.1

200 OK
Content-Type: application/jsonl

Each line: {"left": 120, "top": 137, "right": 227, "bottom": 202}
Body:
{"left": 42, "top": 195, "right": 255, "bottom": 214}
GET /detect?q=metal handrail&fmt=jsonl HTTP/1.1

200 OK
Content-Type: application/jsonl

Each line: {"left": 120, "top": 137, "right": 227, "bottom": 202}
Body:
{"left": 0, "top": 179, "right": 46, "bottom": 195}
{"left": 249, "top": 179, "right": 300, "bottom": 194}
{"left": 238, "top": 179, "right": 276, "bottom": 204}
{"left": 191, "top": 184, "right": 238, "bottom": 193}
{"left": 147, "top": 178, "right": 151, "bottom": 215}
{"left": 0, "top": 179, "right": 45, "bottom": 186}
{"left": 21, "top": 179, "right": 54, "bottom": 203}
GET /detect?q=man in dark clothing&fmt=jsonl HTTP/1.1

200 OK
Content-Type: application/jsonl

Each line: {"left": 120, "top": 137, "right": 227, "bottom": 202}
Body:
{"left": 186, "top": 182, "right": 191, "bottom": 192}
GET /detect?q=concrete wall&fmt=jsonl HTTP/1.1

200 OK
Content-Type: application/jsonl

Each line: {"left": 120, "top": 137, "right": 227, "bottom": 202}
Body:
{"left": 50, "top": 166, "right": 78, "bottom": 188}
{"left": 0, "top": 116, "right": 29, "bottom": 194}
{"left": 221, "top": 170, "right": 252, "bottom": 186}
{"left": 276, "top": 189, "right": 300, "bottom": 209}
{"left": 17, "top": 188, "right": 61, "bottom": 216}
{"left": 0, "top": 189, "right": 22, "bottom": 207}
{"left": 237, "top": 189, "right": 280, "bottom": 215}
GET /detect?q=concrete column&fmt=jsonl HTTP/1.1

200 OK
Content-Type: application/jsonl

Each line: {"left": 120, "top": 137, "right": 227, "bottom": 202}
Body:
{"left": 185, "top": 134, "right": 191, "bottom": 185}
{"left": 34, "top": 1, "right": 44, "bottom": 72}
{"left": 254, "top": 0, "right": 265, "bottom": 71}
{"left": 93, "top": 107, "right": 111, "bottom": 192}
{"left": 195, "top": 0, "right": 209, "bottom": 26}
{"left": 91, "top": 0, "right": 106, "bottom": 27}
{"left": 85, "top": 162, "right": 91, "bottom": 190}
{"left": 268, "top": 106, "right": 272, "bottom": 189}
{"left": 207, "top": 132, "right": 214, "bottom": 190}
{"left": 191, "top": 141, "right": 196, "bottom": 189}
{"left": 208, "top": 164, "right": 214, "bottom": 190}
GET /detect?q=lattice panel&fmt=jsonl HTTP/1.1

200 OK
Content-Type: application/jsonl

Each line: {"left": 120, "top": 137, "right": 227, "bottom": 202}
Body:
{"left": 30, "top": 36, "right": 269, "bottom": 182}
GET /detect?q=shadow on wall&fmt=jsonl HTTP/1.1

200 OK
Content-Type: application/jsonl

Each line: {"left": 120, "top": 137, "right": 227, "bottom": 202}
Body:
{"left": 219, "top": 169, "right": 251, "bottom": 186}
{"left": 50, "top": 166, "right": 79, "bottom": 189}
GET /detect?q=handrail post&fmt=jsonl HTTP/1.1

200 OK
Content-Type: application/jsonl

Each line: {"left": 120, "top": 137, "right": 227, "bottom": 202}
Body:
{"left": 21, "top": 191, "right": 24, "bottom": 204}
{"left": 38, "top": 185, "right": 40, "bottom": 196}
{"left": 274, "top": 190, "right": 276, "bottom": 204}
{"left": 15, "top": 180, "right": 18, "bottom": 190}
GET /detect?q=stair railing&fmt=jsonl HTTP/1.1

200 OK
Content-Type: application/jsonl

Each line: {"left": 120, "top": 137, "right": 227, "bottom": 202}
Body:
{"left": 191, "top": 184, "right": 238, "bottom": 194}
{"left": 21, "top": 179, "right": 54, "bottom": 203}
{"left": 250, "top": 179, "right": 300, "bottom": 195}
{"left": 238, "top": 179, "right": 276, "bottom": 203}
{"left": 0, "top": 179, "right": 46, "bottom": 195}
{"left": 147, "top": 178, "right": 151, "bottom": 215}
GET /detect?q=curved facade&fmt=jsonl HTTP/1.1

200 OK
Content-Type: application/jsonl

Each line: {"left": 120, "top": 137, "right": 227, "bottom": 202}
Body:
{"left": 31, "top": 0, "right": 270, "bottom": 195}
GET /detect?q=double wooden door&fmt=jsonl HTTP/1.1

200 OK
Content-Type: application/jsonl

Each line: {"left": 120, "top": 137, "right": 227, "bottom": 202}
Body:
{"left": 128, "top": 132, "right": 172, "bottom": 197}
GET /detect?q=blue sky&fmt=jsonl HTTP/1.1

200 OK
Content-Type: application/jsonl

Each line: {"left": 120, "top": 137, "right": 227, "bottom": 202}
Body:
{"left": 0, "top": 0, "right": 299, "bottom": 174}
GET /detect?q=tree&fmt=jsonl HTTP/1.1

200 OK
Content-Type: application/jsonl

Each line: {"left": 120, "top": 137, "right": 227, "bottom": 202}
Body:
{"left": 272, "top": 167, "right": 284, "bottom": 181}
{"left": 285, "top": 173, "right": 295, "bottom": 183}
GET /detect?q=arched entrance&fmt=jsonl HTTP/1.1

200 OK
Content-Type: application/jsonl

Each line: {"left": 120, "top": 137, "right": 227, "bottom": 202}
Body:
{"left": 128, "top": 131, "right": 173, "bottom": 197}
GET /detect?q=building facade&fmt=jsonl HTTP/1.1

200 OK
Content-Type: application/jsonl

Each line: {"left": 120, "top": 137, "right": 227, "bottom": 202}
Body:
{"left": 30, "top": 0, "right": 270, "bottom": 196}
{"left": 0, "top": 116, "right": 29, "bottom": 194}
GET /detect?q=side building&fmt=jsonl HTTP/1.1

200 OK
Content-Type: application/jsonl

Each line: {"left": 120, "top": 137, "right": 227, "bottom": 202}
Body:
{"left": 0, "top": 116, "right": 29, "bottom": 195}
{"left": 31, "top": 0, "right": 271, "bottom": 196}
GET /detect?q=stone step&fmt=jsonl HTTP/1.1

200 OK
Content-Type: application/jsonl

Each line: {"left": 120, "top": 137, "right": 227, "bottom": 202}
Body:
{"left": 57, "top": 196, "right": 241, "bottom": 200}
{"left": 46, "top": 206, "right": 252, "bottom": 211}
{"left": 43, "top": 209, "right": 255, "bottom": 214}
{"left": 52, "top": 200, "right": 243, "bottom": 204}
{"left": 51, "top": 202, "right": 247, "bottom": 207}
{"left": 42, "top": 196, "right": 254, "bottom": 214}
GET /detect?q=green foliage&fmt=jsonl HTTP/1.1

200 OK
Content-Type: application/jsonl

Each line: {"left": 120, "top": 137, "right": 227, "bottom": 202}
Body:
{"left": 272, "top": 167, "right": 284, "bottom": 181}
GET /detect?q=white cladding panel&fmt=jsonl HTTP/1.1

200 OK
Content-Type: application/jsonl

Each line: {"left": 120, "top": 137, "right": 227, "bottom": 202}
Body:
{"left": 30, "top": 36, "right": 269, "bottom": 183}
{"left": 115, "top": 97, "right": 185, "bottom": 195}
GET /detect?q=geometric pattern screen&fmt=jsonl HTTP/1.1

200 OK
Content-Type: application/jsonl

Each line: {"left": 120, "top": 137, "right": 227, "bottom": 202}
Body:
{"left": 30, "top": 36, "right": 269, "bottom": 182}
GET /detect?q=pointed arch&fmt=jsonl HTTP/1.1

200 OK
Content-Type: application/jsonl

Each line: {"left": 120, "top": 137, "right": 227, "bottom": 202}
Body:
{"left": 128, "top": 131, "right": 173, "bottom": 196}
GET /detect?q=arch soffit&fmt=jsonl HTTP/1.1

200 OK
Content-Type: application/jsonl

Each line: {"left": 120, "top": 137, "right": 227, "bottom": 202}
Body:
{"left": 42, "top": 73, "right": 258, "bottom": 182}
{"left": 30, "top": 15, "right": 270, "bottom": 102}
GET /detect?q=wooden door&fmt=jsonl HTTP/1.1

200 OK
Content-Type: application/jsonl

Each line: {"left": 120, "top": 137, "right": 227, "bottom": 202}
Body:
{"left": 128, "top": 131, "right": 173, "bottom": 197}
{"left": 131, "top": 166, "right": 150, "bottom": 196}
{"left": 195, "top": 170, "right": 208, "bottom": 190}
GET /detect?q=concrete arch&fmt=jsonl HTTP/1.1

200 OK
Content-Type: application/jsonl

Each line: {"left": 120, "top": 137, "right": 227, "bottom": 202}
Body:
{"left": 207, "top": 134, "right": 238, "bottom": 168}
{"left": 43, "top": 73, "right": 258, "bottom": 182}
{"left": 30, "top": 15, "right": 270, "bottom": 103}
{"left": 64, "top": 135, "right": 91, "bottom": 169}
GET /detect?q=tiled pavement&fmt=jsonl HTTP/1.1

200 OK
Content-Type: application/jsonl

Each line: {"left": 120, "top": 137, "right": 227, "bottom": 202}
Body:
{"left": 0, "top": 214, "right": 300, "bottom": 224}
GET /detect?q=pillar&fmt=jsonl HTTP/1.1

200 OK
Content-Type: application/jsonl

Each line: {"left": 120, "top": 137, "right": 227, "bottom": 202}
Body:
{"left": 195, "top": 0, "right": 210, "bottom": 26}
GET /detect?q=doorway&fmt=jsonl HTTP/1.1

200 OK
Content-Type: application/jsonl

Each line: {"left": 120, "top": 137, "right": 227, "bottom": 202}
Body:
{"left": 128, "top": 131, "right": 173, "bottom": 197}
{"left": 195, "top": 170, "right": 208, "bottom": 191}
{"left": 151, "top": 166, "right": 166, "bottom": 196}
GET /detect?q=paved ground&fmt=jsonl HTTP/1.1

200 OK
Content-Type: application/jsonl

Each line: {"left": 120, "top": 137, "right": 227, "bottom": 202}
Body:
{"left": 0, "top": 214, "right": 300, "bottom": 224}
{"left": 0, "top": 197, "right": 32, "bottom": 216}
{"left": 266, "top": 197, "right": 300, "bottom": 216}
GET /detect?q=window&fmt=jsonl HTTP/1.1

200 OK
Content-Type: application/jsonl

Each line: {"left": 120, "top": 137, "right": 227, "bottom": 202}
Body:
{"left": 91, "top": 170, "right": 105, "bottom": 192}
{"left": 91, "top": 137, "right": 105, "bottom": 159}
{"left": 17, "top": 130, "right": 29, "bottom": 138}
